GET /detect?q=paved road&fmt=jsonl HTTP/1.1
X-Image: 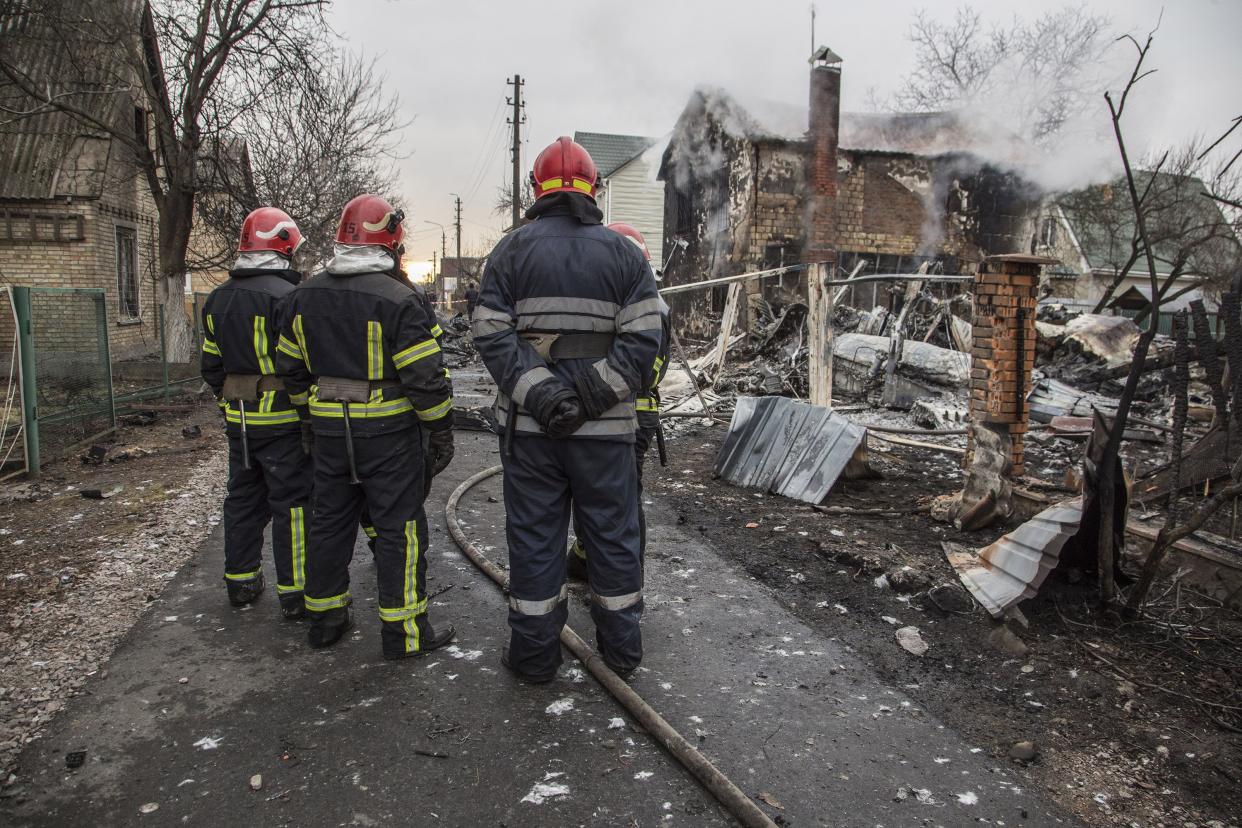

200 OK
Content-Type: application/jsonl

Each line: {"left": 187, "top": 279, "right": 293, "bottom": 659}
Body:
{"left": 1, "top": 371, "right": 1081, "bottom": 827}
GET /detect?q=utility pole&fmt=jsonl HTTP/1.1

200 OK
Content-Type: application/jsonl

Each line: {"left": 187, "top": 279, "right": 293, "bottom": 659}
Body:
{"left": 453, "top": 195, "right": 463, "bottom": 266}
{"left": 506, "top": 74, "right": 526, "bottom": 229}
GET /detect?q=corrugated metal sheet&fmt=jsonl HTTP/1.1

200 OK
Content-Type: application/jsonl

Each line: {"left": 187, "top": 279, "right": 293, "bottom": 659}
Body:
{"left": 0, "top": 4, "right": 135, "bottom": 200}
{"left": 714, "top": 396, "right": 865, "bottom": 504}
{"left": 1027, "top": 377, "right": 1119, "bottom": 423}
{"left": 943, "top": 497, "right": 1084, "bottom": 619}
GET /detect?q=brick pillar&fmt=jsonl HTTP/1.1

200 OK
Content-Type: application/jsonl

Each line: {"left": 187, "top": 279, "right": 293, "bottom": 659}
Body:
{"left": 953, "top": 255, "right": 1051, "bottom": 530}
{"left": 970, "top": 257, "right": 1040, "bottom": 475}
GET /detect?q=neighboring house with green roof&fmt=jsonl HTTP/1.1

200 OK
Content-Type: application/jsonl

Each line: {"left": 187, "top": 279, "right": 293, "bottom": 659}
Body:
{"left": 574, "top": 131, "right": 665, "bottom": 266}
{"left": 1034, "top": 172, "right": 1240, "bottom": 316}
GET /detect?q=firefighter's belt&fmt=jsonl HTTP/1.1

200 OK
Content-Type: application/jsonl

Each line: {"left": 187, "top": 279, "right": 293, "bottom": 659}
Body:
{"left": 520, "top": 332, "right": 615, "bottom": 362}
{"left": 317, "top": 376, "right": 400, "bottom": 403}
{"left": 222, "top": 374, "right": 283, "bottom": 401}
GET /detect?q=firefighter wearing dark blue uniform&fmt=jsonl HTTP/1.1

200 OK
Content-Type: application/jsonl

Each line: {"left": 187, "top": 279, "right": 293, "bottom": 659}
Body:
{"left": 359, "top": 288, "right": 446, "bottom": 552}
{"left": 200, "top": 207, "right": 311, "bottom": 619}
{"left": 276, "top": 194, "right": 456, "bottom": 657}
{"left": 569, "top": 223, "right": 670, "bottom": 579}
{"left": 473, "top": 137, "right": 662, "bottom": 682}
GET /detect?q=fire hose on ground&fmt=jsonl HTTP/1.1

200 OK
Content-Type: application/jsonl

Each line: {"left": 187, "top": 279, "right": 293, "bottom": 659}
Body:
{"left": 444, "top": 465, "right": 778, "bottom": 828}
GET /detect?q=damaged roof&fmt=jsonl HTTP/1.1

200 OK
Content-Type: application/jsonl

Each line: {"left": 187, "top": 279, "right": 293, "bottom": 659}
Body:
{"left": 673, "top": 87, "right": 1025, "bottom": 158}
{"left": 0, "top": 1, "right": 146, "bottom": 200}
{"left": 573, "top": 131, "right": 658, "bottom": 177}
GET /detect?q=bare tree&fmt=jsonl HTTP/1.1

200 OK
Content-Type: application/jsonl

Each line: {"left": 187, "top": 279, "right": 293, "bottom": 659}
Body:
{"left": 895, "top": 4, "right": 1111, "bottom": 143}
{"left": 1059, "top": 147, "right": 1240, "bottom": 320}
{"left": 493, "top": 178, "right": 534, "bottom": 227}
{"left": 0, "top": 0, "right": 328, "bottom": 358}
{"left": 194, "top": 52, "right": 407, "bottom": 273}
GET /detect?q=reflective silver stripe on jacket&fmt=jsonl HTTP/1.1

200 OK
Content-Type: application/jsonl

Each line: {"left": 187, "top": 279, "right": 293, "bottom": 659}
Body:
{"left": 471, "top": 306, "right": 513, "bottom": 338}
{"left": 616, "top": 297, "right": 665, "bottom": 332}
{"left": 592, "top": 359, "right": 632, "bottom": 398}
{"left": 511, "top": 365, "right": 555, "bottom": 407}
{"left": 515, "top": 297, "right": 619, "bottom": 318}
{"left": 517, "top": 313, "right": 614, "bottom": 333}
{"left": 509, "top": 584, "right": 568, "bottom": 615}
{"left": 591, "top": 590, "right": 643, "bottom": 611}
{"left": 497, "top": 393, "right": 636, "bottom": 436}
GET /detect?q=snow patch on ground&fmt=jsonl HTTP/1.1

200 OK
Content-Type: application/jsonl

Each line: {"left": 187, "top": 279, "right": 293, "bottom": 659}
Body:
{"left": 545, "top": 697, "right": 574, "bottom": 716}
{"left": 521, "top": 772, "right": 570, "bottom": 804}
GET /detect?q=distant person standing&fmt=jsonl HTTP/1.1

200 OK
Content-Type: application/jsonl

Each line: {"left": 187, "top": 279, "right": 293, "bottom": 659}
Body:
{"left": 464, "top": 280, "right": 480, "bottom": 319}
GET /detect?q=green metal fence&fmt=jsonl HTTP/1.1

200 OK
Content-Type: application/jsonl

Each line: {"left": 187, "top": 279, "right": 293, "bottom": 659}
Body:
{"left": 12, "top": 287, "right": 116, "bottom": 472}
{"left": 5, "top": 287, "right": 209, "bottom": 477}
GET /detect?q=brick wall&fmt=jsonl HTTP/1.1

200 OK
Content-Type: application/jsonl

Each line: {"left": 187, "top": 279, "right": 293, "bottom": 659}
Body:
{"left": 836, "top": 153, "right": 927, "bottom": 257}
{"left": 0, "top": 147, "right": 161, "bottom": 360}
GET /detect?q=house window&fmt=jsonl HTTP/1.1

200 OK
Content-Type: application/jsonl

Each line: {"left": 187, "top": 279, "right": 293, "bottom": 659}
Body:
{"left": 133, "top": 106, "right": 149, "bottom": 148}
{"left": 116, "top": 226, "right": 140, "bottom": 320}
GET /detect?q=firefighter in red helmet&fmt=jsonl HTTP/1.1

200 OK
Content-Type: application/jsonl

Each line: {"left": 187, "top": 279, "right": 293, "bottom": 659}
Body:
{"left": 473, "top": 137, "right": 660, "bottom": 681}
{"left": 201, "top": 207, "right": 312, "bottom": 618}
{"left": 567, "top": 222, "right": 670, "bottom": 580}
{"left": 276, "top": 194, "right": 456, "bottom": 657}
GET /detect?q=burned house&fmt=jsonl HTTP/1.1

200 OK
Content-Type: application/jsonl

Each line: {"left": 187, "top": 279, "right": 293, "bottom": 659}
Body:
{"left": 659, "top": 47, "right": 1042, "bottom": 338}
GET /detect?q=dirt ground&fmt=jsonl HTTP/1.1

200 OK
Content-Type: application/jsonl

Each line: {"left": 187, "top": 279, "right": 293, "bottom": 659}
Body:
{"left": 0, "top": 398, "right": 225, "bottom": 778}
{"left": 649, "top": 421, "right": 1242, "bottom": 828}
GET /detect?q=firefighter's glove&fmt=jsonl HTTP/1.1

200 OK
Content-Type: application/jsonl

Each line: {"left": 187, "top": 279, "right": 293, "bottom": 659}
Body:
{"left": 544, "top": 398, "right": 586, "bottom": 438}
{"left": 525, "top": 378, "right": 580, "bottom": 436}
{"left": 573, "top": 369, "right": 621, "bottom": 420}
{"left": 426, "top": 428, "right": 455, "bottom": 478}
{"left": 300, "top": 420, "right": 314, "bottom": 456}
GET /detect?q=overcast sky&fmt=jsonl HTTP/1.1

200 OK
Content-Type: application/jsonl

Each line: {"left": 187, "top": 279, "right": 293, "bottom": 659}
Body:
{"left": 328, "top": 0, "right": 1242, "bottom": 269}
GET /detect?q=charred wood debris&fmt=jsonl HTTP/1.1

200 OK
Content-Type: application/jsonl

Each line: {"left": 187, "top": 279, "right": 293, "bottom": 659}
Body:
{"left": 649, "top": 267, "right": 1242, "bottom": 732}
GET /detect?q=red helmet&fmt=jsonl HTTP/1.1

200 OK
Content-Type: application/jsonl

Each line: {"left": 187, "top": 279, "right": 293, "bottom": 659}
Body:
{"left": 335, "top": 194, "right": 405, "bottom": 251}
{"left": 607, "top": 222, "right": 650, "bottom": 261}
{"left": 530, "top": 136, "right": 599, "bottom": 200}
{"left": 238, "top": 207, "right": 303, "bottom": 257}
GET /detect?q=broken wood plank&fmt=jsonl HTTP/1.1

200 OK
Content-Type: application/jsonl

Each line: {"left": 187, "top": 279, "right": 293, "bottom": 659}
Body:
{"left": 867, "top": 431, "right": 966, "bottom": 456}
{"left": 710, "top": 282, "right": 744, "bottom": 384}
{"left": 807, "top": 262, "right": 833, "bottom": 406}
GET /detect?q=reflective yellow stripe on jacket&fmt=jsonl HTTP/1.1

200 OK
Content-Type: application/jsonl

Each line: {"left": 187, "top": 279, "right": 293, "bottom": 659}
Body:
{"left": 308, "top": 386, "right": 416, "bottom": 420}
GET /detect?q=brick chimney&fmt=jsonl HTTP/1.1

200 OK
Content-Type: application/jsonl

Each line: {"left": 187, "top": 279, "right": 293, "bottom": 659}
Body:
{"left": 806, "top": 45, "right": 842, "bottom": 264}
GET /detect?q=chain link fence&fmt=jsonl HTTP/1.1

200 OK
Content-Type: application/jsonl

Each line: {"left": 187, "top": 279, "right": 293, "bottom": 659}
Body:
{"left": 3, "top": 286, "right": 209, "bottom": 477}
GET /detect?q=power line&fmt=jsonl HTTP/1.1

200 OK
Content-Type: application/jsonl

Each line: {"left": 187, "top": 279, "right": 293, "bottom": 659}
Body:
{"left": 462, "top": 120, "right": 510, "bottom": 207}
{"left": 459, "top": 98, "right": 507, "bottom": 203}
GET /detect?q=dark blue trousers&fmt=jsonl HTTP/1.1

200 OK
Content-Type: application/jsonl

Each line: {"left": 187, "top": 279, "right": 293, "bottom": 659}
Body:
{"left": 502, "top": 436, "right": 644, "bottom": 677}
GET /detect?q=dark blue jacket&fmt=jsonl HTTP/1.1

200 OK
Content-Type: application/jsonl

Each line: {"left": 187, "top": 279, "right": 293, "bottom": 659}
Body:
{"left": 472, "top": 195, "right": 661, "bottom": 442}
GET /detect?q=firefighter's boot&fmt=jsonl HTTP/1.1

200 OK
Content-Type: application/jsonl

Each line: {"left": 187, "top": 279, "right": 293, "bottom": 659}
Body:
{"left": 383, "top": 623, "right": 456, "bottom": 661}
{"left": 307, "top": 607, "right": 352, "bottom": 649}
{"left": 278, "top": 592, "right": 305, "bottom": 620}
{"left": 226, "top": 573, "right": 265, "bottom": 606}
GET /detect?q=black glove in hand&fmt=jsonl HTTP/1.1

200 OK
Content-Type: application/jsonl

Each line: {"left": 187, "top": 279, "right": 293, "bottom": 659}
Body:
{"left": 573, "top": 370, "right": 621, "bottom": 420}
{"left": 544, "top": 397, "right": 586, "bottom": 438}
{"left": 300, "top": 420, "right": 314, "bottom": 456}
{"left": 426, "top": 428, "right": 455, "bottom": 478}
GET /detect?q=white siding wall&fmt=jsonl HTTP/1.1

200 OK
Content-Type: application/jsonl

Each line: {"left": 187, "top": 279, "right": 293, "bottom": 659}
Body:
{"left": 603, "top": 156, "right": 665, "bottom": 267}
